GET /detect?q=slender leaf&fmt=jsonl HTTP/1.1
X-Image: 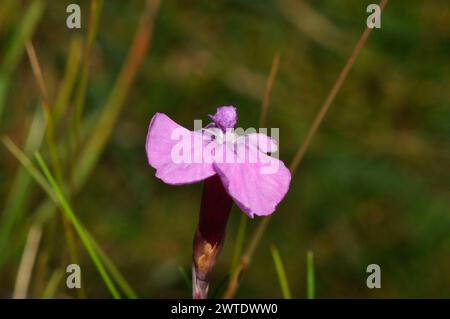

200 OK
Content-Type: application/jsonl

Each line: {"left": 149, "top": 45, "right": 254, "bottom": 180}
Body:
{"left": 270, "top": 245, "right": 292, "bottom": 299}
{"left": 0, "top": 113, "right": 46, "bottom": 268}
{"left": 231, "top": 215, "right": 248, "bottom": 274}
{"left": 35, "top": 152, "right": 120, "bottom": 299}
{"left": 0, "top": 0, "right": 44, "bottom": 120}
{"left": 42, "top": 269, "right": 64, "bottom": 298}
{"left": 178, "top": 266, "right": 191, "bottom": 292}
{"left": 3, "top": 136, "right": 137, "bottom": 298}
{"left": 307, "top": 251, "right": 315, "bottom": 299}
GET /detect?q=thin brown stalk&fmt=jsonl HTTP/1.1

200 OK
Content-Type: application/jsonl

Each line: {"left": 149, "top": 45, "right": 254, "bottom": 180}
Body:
{"left": 223, "top": 0, "right": 389, "bottom": 298}
{"left": 69, "top": 0, "right": 103, "bottom": 193}
{"left": 25, "top": 42, "right": 49, "bottom": 111}
{"left": 230, "top": 52, "right": 282, "bottom": 283}
{"left": 259, "top": 52, "right": 280, "bottom": 128}
{"left": 231, "top": 52, "right": 282, "bottom": 274}
{"left": 13, "top": 225, "right": 42, "bottom": 298}
{"left": 74, "top": 0, "right": 104, "bottom": 136}
{"left": 289, "top": 0, "right": 389, "bottom": 175}
{"left": 26, "top": 41, "right": 85, "bottom": 297}
{"left": 25, "top": 42, "right": 61, "bottom": 180}
{"left": 73, "top": 0, "right": 160, "bottom": 190}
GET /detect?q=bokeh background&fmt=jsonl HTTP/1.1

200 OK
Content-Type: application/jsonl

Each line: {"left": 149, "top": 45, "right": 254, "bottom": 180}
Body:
{"left": 1, "top": 0, "right": 450, "bottom": 298}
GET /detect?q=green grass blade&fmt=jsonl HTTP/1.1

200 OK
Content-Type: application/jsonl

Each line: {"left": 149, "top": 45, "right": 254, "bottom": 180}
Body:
{"left": 2, "top": 136, "right": 61, "bottom": 227}
{"left": 0, "top": 109, "right": 46, "bottom": 270}
{"left": 42, "top": 269, "right": 64, "bottom": 298}
{"left": 270, "top": 245, "right": 292, "bottom": 299}
{"left": 211, "top": 273, "right": 230, "bottom": 299}
{"left": 25, "top": 40, "right": 85, "bottom": 297}
{"left": 53, "top": 37, "right": 83, "bottom": 122}
{"left": 35, "top": 152, "right": 120, "bottom": 299}
{"left": 3, "top": 136, "right": 137, "bottom": 298}
{"left": 306, "top": 250, "right": 315, "bottom": 299}
{"left": 1, "top": 0, "right": 44, "bottom": 74}
{"left": 72, "top": 0, "right": 159, "bottom": 190}
{"left": 89, "top": 234, "right": 138, "bottom": 299}
{"left": 74, "top": 0, "right": 104, "bottom": 130}
{"left": 1, "top": 135, "right": 52, "bottom": 197}
{"left": 0, "top": 75, "right": 9, "bottom": 124}
{"left": 0, "top": 0, "right": 44, "bottom": 120}
{"left": 178, "top": 266, "right": 191, "bottom": 292}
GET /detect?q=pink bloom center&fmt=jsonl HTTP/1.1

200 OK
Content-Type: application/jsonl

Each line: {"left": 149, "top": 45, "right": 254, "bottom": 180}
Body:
{"left": 209, "top": 106, "right": 237, "bottom": 131}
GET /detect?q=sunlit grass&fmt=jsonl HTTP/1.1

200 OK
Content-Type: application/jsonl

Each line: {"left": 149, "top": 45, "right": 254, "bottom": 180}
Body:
{"left": 2, "top": 136, "right": 139, "bottom": 298}
{"left": 1, "top": 0, "right": 448, "bottom": 299}
{"left": 306, "top": 251, "right": 315, "bottom": 299}
{"left": 0, "top": 0, "right": 158, "bottom": 298}
{"left": 35, "top": 152, "right": 121, "bottom": 298}
{"left": 270, "top": 245, "right": 292, "bottom": 299}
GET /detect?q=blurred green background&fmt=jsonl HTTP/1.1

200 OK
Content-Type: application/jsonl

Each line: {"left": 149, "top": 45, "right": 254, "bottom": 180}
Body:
{"left": 1, "top": 0, "right": 450, "bottom": 298}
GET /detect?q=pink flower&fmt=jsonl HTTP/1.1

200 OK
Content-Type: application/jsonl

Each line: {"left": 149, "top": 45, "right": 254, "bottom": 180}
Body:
{"left": 145, "top": 106, "right": 291, "bottom": 298}
{"left": 146, "top": 106, "right": 291, "bottom": 218}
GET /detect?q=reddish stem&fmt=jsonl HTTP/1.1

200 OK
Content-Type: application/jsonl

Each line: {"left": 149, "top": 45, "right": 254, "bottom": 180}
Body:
{"left": 192, "top": 175, "right": 233, "bottom": 299}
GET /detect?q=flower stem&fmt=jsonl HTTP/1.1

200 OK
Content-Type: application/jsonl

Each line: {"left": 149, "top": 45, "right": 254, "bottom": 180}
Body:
{"left": 192, "top": 175, "right": 233, "bottom": 299}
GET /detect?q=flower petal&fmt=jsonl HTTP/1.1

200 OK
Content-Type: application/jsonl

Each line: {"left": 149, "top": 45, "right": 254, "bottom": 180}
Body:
{"left": 239, "top": 133, "right": 278, "bottom": 153}
{"left": 213, "top": 145, "right": 291, "bottom": 218}
{"left": 146, "top": 113, "right": 216, "bottom": 185}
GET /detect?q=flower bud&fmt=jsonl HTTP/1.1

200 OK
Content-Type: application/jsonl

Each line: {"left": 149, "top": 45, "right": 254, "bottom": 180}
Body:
{"left": 192, "top": 174, "right": 233, "bottom": 299}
